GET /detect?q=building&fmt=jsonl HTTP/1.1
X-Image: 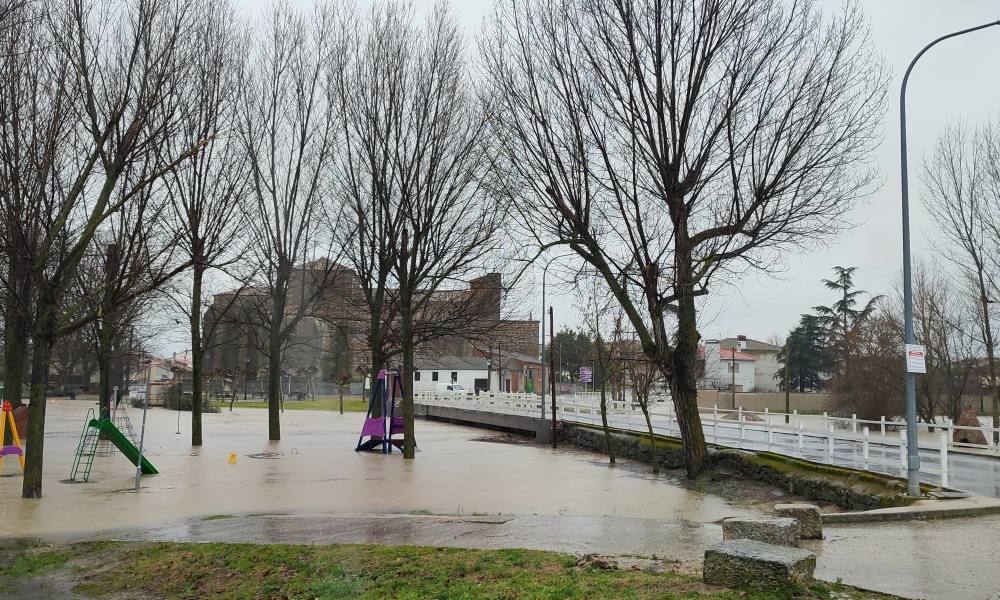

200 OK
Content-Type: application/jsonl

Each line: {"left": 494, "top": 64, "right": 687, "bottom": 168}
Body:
{"left": 413, "top": 356, "right": 489, "bottom": 392}
{"left": 699, "top": 339, "right": 756, "bottom": 392}
{"left": 202, "top": 265, "right": 539, "bottom": 393}
{"left": 720, "top": 336, "right": 782, "bottom": 392}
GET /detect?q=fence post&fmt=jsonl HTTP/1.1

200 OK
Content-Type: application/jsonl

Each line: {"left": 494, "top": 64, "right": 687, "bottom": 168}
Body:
{"left": 851, "top": 414, "right": 857, "bottom": 434}
{"left": 793, "top": 409, "right": 798, "bottom": 428}
{"left": 827, "top": 424, "right": 834, "bottom": 464}
{"left": 797, "top": 422, "right": 804, "bottom": 453}
{"left": 764, "top": 407, "right": 769, "bottom": 425}
{"left": 939, "top": 431, "right": 949, "bottom": 489}
{"left": 822, "top": 411, "right": 828, "bottom": 431}
{"left": 881, "top": 416, "right": 886, "bottom": 438}
{"left": 739, "top": 417, "right": 745, "bottom": 449}
{"left": 899, "top": 429, "right": 907, "bottom": 470}
{"left": 737, "top": 406, "right": 743, "bottom": 424}
{"left": 767, "top": 424, "right": 773, "bottom": 450}
{"left": 862, "top": 426, "right": 870, "bottom": 468}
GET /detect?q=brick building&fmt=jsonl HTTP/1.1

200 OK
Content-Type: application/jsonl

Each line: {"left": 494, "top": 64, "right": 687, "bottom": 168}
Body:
{"left": 202, "top": 264, "right": 538, "bottom": 394}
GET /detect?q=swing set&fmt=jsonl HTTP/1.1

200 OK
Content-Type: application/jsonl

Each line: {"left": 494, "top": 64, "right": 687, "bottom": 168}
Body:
{"left": 355, "top": 368, "right": 411, "bottom": 453}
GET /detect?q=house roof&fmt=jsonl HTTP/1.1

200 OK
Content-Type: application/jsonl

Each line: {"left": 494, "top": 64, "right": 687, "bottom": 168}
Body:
{"left": 720, "top": 337, "right": 780, "bottom": 352}
{"left": 414, "top": 355, "right": 489, "bottom": 371}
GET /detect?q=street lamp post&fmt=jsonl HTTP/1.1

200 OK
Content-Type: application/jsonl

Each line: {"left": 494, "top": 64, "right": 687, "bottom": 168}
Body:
{"left": 899, "top": 20, "right": 1000, "bottom": 496}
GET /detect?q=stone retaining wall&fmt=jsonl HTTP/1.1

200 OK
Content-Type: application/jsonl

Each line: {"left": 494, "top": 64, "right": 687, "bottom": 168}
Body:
{"left": 561, "top": 424, "right": 913, "bottom": 511}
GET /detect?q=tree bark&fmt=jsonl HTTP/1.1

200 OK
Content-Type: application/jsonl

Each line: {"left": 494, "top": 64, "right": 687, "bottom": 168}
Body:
{"left": 400, "top": 275, "right": 415, "bottom": 460}
{"left": 96, "top": 322, "right": 113, "bottom": 420}
{"left": 977, "top": 268, "right": 1000, "bottom": 444}
{"left": 190, "top": 265, "right": 204, "bottom": 446}
{"left": 599, "top": 378, "right": 615, "bottom": 466}
{"left": 22, "top": 304, "right": 55, "bottom": 498}
{"left": 669, "top": 285, "right": 708, "bottom": 478}
{"left": 267, "top": 278, "right": 287, "bottom": 441}
{"left": 640, "top": 399, "right": 657, "bottom": 474}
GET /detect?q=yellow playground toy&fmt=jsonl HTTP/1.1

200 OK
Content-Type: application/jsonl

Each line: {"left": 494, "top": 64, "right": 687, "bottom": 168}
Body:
{"left": 0, "top": 400, "right": 25, "bottom": 475}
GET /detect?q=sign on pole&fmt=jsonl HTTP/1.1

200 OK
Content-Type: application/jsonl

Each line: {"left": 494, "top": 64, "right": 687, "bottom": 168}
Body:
{"left": 579, "top": 366, "right": 593, "bottom": 383}
{"left": 905, "top": 344, "right": 926, "bottom": 374}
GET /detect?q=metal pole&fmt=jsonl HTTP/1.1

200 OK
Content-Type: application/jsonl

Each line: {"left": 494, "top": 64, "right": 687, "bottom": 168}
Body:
{"left": 550, "top": 306, "right": 557, "bottom": 449}
{"left": 900, "top": 20, "right": 999, "bottom": 496}
{"left": 784, "top": 338, "right": 790, "bottom": 424}
{"left": 134, "top": 388, "right": 149, "bottom": 491}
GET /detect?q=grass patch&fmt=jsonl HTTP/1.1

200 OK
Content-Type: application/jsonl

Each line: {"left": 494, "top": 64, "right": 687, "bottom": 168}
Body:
{"left": 235, "top": 395, "right": 368, "bottom": 413}
{"left": 2, "top": 541, "right": 897, "bottom": 599}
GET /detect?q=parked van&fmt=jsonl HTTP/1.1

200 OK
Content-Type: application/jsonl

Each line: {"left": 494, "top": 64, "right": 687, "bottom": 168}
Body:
{"left": 436, "top": 383, "right": 465, "bottom": 392}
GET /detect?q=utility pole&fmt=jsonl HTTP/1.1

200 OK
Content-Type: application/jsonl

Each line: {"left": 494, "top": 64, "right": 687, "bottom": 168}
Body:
{"left": 898, "top": 20, "right": 999, "bottom": 496}
{"left": 730, "top": 347, "right": 736, "bottom": 409}
{"left": 784, "top": 338, "right": 790, "bottom": 424}
{"left": 550, "top": 306, "right": 556, "bottom": 449}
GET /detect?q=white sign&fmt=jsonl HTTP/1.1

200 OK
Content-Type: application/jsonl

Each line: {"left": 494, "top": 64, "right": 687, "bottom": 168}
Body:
{"left": 579, "top": 367, "right": 593, "bottom": 383}
{"left": 905, "top": 344, "right": 926, "bottom": 374}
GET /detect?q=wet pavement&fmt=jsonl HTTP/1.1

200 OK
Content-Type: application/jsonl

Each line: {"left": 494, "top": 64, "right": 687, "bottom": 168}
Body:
{"left": 3, "top": 400, "right": 1000, "bottom": 599}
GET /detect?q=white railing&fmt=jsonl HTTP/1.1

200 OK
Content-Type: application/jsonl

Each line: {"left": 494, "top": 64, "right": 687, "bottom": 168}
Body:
{"left": 415, "top": 391, "right": 1000, "bottom": 490}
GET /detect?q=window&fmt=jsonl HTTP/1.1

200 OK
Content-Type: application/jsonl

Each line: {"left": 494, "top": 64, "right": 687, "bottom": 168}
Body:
{"left": 432, "top": 371, "right": 439, "bottom": 381}
{"left": 414, "top": 371, "right": 421, "bottom": 381}
{"left": 728, "top": 363, "right": 740, "bottom": 373}
{"left": 451, "top": 371, "right": 458, "bottom": 382}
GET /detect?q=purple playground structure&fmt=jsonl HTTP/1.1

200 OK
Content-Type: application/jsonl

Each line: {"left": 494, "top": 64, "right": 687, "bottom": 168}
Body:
{"left": 355, "top": 368, "right": 409, "bottom": 453}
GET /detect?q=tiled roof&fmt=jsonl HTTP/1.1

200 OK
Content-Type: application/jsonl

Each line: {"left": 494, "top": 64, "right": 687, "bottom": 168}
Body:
{"left": 698, "top": 347, "right": 755, "bottom": 361}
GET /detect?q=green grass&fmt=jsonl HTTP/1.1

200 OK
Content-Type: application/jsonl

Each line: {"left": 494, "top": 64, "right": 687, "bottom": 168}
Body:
{"left": 235, "top": 395, "right": 369, "bottom": 413}
{"left": 4, "top": 541, "right": 896, "bottom": 600}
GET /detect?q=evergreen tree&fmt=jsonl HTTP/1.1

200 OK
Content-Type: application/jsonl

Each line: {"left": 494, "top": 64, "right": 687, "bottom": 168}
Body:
{"left": 776, "top": 315, "right": 828, "bottom": 392}
{"left": 813, "top": 266, "right": 882, "bottom": 379}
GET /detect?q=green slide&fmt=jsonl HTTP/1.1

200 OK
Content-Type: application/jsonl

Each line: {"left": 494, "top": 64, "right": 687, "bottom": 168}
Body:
{"left": 89, "top": 418, "right": 159, "bottom": 475}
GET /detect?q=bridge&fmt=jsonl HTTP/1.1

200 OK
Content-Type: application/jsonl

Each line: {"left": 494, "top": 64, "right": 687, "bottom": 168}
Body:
{"left": 414, "top": 390, "right": 1000, "bottom": 498}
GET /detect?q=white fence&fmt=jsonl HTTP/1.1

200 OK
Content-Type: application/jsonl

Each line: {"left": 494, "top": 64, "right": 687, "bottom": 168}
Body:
{"left": 415, "top": 391, "right": 1000, "bottom": 490}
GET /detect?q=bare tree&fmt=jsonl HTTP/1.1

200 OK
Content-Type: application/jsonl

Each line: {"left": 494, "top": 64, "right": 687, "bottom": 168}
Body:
{"left": 164, "top": 0, "right": 247, "bottom": 446}
{"left": 482, "top": 0, "right": 886, "bottom": 476}
{"left": 239, "top": 2, "right": 348, "bottom": 441}
{"left": 13, "top": 0, "right": 204, "bottom": 498}
{"left": 336, "top": 1, "right": 506, "bottom": 459}
{"left": 923, "top": 124, "right": 1000, "bottom": 440}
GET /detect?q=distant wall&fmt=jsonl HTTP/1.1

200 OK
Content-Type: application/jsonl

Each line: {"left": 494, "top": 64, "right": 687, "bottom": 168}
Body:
{"left": 697, "top": 389, "right": 832, "bottom": 412}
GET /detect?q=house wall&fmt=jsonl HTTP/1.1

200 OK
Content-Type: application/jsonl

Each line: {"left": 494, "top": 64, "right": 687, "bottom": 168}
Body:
{"left": 702, "top": 341, "right": 756, "bottom": 392}
{"left": 696, "top": 389, "right": 833, "bottom": 412}
{"left": 412, "top": 368, "right": 488, "bottom": 392}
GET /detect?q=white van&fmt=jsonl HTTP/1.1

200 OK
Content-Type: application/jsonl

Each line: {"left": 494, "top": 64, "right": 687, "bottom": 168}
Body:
{"left": 436, "top": 383, "right": 465, "bottom": 392}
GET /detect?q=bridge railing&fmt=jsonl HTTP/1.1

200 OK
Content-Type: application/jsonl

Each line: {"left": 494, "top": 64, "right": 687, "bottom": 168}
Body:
{"left": 415, "top": 391, "right": 1000, "bottom": 490}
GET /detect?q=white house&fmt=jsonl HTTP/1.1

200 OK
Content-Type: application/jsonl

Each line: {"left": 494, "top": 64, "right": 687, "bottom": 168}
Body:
{"left": 699, "top": 339, "right": 756, "bottom": 392}
{"left": 720, "top": 336, "right": 782, "bottom": 392}
{"left": 412, "top": 356, "right": 490, "bottom": 393}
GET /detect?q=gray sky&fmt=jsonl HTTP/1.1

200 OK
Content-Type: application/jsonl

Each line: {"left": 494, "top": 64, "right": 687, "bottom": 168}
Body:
{"left": 157, "top": 0, "right": 1000, "bottom": 357}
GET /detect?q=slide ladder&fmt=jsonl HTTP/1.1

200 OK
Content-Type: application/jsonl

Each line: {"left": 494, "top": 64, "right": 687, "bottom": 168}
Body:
{"left": 69, "top": 408, "right": 100, "bottom": 482}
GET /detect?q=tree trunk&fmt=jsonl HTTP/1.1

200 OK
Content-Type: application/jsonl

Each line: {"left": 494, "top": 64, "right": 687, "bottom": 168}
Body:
{"left": 97, "top": 323, "right": 113, "bottom": 420}
{"left": 267, "top": 292, "right": 286, "bottom": 442}
{"left": 190, "top": 266, "right": 204, "bottom": 446}
{"left": 400, "top": 285, "right": 416, "bottom": 460}
{"left": 339, "top": 385, "right": 344, "bottom": 415}
{"left": 601, "top": 380, "right": 615, "bottom": 467}
{"left": 977, "top": 269, "right": 1000, "bottom": 444}
{"left": 669, "top": 285, "right": 708, "bottom": 478}
{"left": 640, "top": 398, "right": 657, "bottom": 473}
{"left": 22, "top": 309, "right": 55, "bottom": 498}
{"left": 4, "top": 257, "right": 32, "bottom": 413}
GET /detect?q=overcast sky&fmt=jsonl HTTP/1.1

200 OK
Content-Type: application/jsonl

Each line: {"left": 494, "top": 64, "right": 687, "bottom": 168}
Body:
{"left": 157, "top": 0, "right": 1000, "bottom": 357}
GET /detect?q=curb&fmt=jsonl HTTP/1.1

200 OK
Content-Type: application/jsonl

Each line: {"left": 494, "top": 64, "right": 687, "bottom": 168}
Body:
{"left": 822, "top": 499, "right": 1000, "bottom": 523}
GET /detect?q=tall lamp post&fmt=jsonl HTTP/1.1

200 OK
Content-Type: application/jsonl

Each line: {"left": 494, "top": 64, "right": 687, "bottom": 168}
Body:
{"left": 900, "top": 20, "right": 1000, "bottom": 496}
{"left": 540, "top": 253, "right": 574, "bottom": 419}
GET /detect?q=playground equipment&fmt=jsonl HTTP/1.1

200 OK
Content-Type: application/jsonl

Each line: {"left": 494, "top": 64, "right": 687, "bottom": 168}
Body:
{"left": 0, "top": 400, "right": 24, "bottom": 475}
{"left": 355, "top": 368, "right": 409, "bottom": 453}
{"left": 97, "top": 387, "right": 138, "bottom": 456}
{"left": 70, "top": 407, "right": 158, "bottom": 482}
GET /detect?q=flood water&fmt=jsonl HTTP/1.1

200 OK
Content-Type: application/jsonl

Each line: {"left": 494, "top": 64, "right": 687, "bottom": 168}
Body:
{"left": 0, "top": 399, "right": 749, "bottom": 539}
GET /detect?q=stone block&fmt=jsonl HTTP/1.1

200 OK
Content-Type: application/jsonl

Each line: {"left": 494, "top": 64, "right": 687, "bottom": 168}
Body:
{"left": 703, "top": 539, "right": 816, "bottom": 590}
{"left": 774, "top": 503, "right": 822, "bottom": 539}
{"left": 722, "top": 517, "right": 800, "bottom": 547}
